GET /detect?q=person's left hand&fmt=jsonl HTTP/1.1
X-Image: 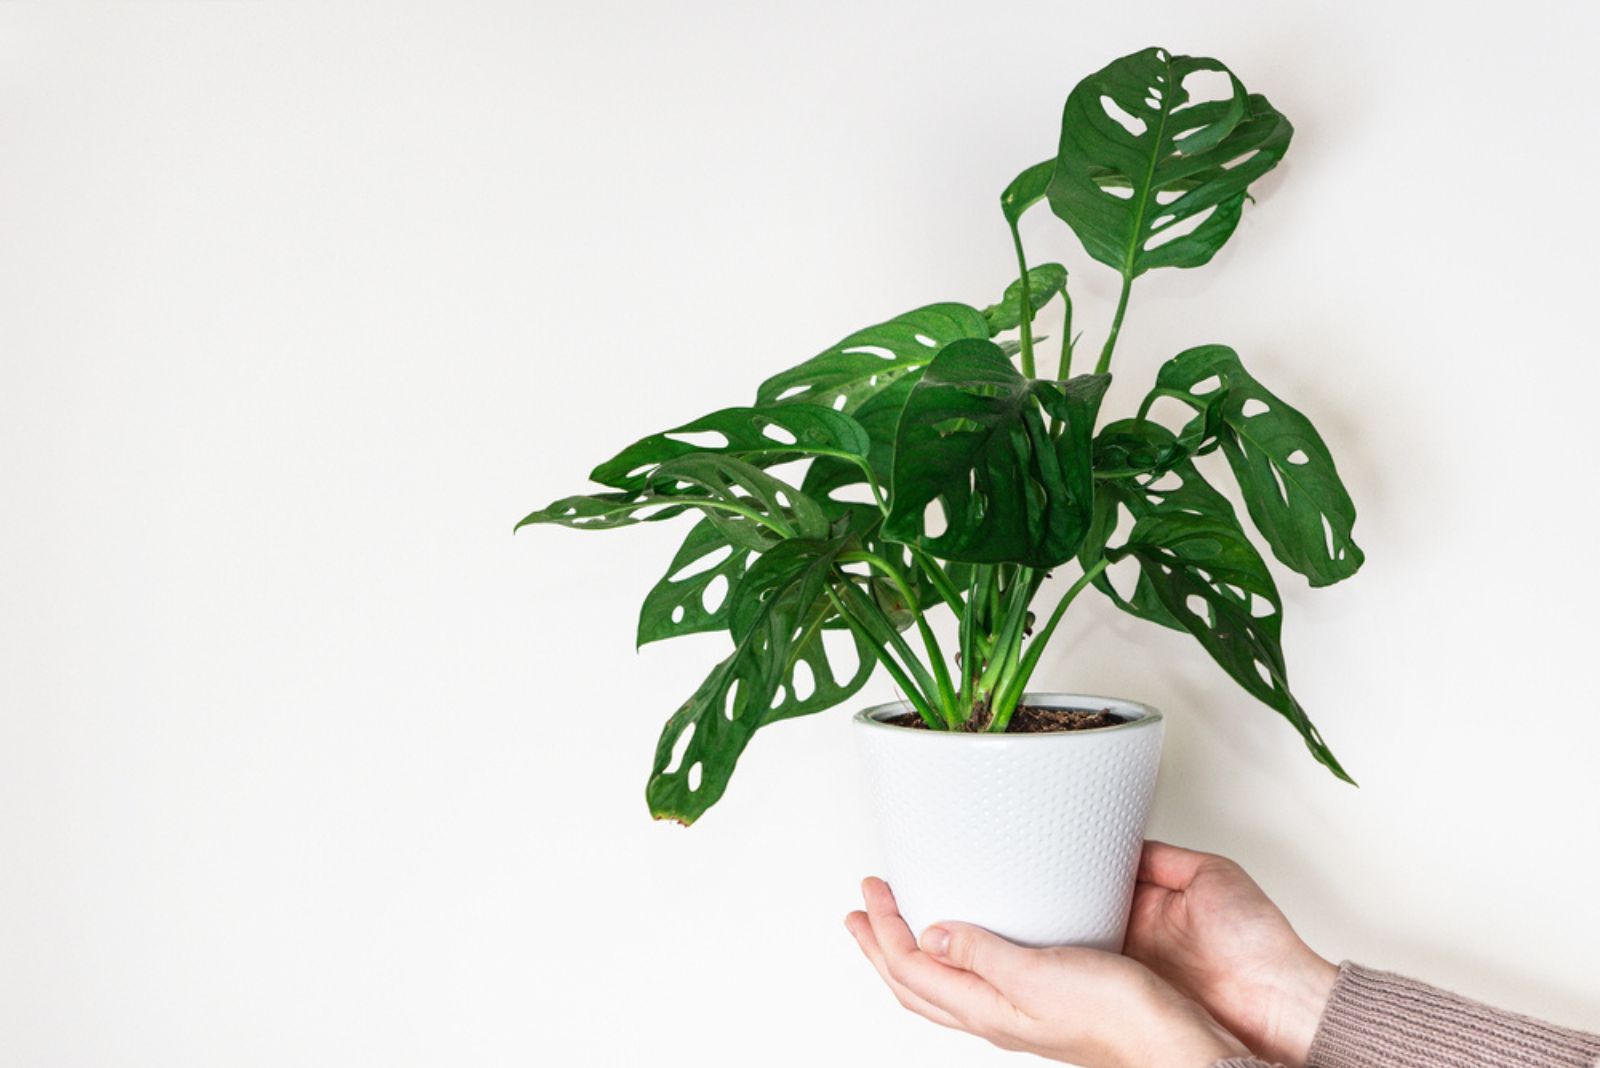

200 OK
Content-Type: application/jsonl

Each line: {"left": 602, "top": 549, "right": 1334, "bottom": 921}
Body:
{"left": 845, "top": 877, "right": 1248, "bottom": 1068}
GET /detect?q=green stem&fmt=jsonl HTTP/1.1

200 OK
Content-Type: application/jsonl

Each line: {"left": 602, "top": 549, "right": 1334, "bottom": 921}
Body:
{"left": 1095, "top": 272, "right": 1134, "bottom": 375}
{"left": 907, "top": 546, "right": 964, "bottom": 616}
{"left": 839, "top": 551, "right": 956, "bottom": 718}
{"left": 1057, "top": 288, "right": 1075, "bottom": 380}
{"left": 989, "top": 557, "right": 1112, "bottom": 731}
{"left": 825, "top": 585, "right": 942, "bottom": 728}
{"left": 958, "top": 566, "right": 981, "bottom": 713}
{"left": 1008, "top": 220, "right": 1036, "bottom": 378}
{"left": 974, "top": 567, "right": 1040, "bottom": 708}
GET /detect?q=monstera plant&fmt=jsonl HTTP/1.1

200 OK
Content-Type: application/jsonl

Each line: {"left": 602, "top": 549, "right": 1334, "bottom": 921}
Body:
{"left": 519, "top": 46, "right": 1363, "bottom": 825}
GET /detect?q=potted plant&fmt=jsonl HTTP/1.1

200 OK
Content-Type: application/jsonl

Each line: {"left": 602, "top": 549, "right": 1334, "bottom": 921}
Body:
{"left": 518, "top": 46, "right": 1362, "bottom": 949}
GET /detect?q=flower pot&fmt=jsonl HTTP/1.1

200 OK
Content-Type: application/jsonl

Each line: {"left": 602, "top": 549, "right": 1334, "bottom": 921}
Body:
{"left": 852, "top": 693, "right": 1164, "bottom": 950}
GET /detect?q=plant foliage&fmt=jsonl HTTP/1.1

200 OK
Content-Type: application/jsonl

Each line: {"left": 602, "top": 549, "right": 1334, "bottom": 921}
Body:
{"left": 518, "top": 46, "right": 1365, "bottom": 823}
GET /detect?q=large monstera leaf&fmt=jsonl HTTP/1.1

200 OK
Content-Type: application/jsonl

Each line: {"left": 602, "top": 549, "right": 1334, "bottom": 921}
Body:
{"left": 755, "top": 303, "right": 991, "bottom": 414}
{"left": 1153, "top": 345, "right": 1363, "bottom": 586}
{"left": 1109, "top": 512, "right": 1353, "bottom": 783}
{"left": 588, "top": 404, "right": 870, "bottom": 493}
{"left": 645, "top": 536, "right": 863, "bottom": 824}
{"left": 884, "top": 338, "right": 1109, "bottom": 567}
{"left": 1047, "top": 47, "right": 1291, "bottom": 279}
{"left": 516, "top": 454, "right": 826, "bottom": 552}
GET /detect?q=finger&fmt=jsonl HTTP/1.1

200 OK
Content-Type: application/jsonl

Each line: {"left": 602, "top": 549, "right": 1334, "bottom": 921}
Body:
{"left": 859, "top": 878, "right": 1015, "bottom": 1027}
{"left": 918, "top": 921, "right": 1038, "bottom": 992}
{"left": 1137, "top": 839, "right": 1216, "bottom": 890}
{"left": 844, "top": 911, "right": 961, "bottom": 1028}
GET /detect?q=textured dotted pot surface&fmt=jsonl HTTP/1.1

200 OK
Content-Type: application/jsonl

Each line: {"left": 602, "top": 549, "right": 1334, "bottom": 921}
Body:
{"left": 853, "top": 694, "right": 1164, "bottom": 950}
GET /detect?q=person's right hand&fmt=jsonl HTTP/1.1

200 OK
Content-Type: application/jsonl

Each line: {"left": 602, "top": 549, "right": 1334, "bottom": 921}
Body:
{"left": 1124, "top": 841, "right": 1339, "bottom": 1068}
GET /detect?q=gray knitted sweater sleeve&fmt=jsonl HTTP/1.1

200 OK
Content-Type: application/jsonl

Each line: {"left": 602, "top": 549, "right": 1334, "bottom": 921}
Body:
{"left": 1214, "top": 961, "right": 1600, "bottom": 1068}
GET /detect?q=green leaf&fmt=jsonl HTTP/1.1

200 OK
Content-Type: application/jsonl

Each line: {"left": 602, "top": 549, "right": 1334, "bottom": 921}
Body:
{"left": 1083, "top": 420, "right": 1240, "bottom": 630}
{"left": 1001, "top": 159, "right": 1055, "bottom": 226}
{"left": 1047, "top": 46, "right": 1292, "bottom": 278}
{"left": 883, "top": 338, "right": 1109, "bottom": 567}
{"left": 983, "top": 264, "right": 1069, "bottom": 335}
{"left": 645, "top": 537, "right": 856, "bottom": 824}
{"left": 1153, "top": 345, "right": 1363, "bottom": 586}
{"left": 636, "top": 518, "right": 754, "bottom": 646}
{"left": 589, "top": 404, "right": 870, "bottom": 493}
{"left": 755, "top": 303, "right": 991, "bottom": 413}
{"left": 1109, "top": 511, "right": 1353, "bottom": 783}
{"left": 516, "top": 454, "right": 827, "bottom": 552}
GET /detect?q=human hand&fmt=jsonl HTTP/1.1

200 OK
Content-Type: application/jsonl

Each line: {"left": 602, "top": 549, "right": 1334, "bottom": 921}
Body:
{"left": 1125, "top": 842, "right": 1337, "bottom": 1068}
{"left": 845, "top": 877, "right": 1248, "bottom": 1068}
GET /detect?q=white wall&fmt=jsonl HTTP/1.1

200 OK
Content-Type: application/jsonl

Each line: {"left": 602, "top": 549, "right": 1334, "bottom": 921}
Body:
{"left": 3, "top": 2, "right": 1597, "bottom": 1065}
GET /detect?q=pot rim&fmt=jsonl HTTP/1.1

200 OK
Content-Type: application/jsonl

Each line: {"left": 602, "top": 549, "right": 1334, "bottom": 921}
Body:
{"left": 852, "top": 691, "right": 1162, "bottom": 738}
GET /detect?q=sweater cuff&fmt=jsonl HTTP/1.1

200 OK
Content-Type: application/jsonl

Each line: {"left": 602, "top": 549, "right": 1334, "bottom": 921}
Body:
{"left": 1308, "top": 961, "right": 1600, "bottom": 1068}
{"left": 1212, "top": 1060, "right": 1281, "bottom": 1068}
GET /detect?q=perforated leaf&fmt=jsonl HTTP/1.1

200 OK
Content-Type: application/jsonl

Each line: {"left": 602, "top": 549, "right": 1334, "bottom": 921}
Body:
{"left": 1154, "top": 345, "right": 1363, "bottom": 586}
{"left": 983, "top": 264, "right": 1069, "bottom": 335}
{"left": 1110, "top": 512, "right": 1352, "bottom": 783}
{"left": 1083, "top": 420, "right": 1239, "bottom": 630}
{"left": 755, "top": 303, "right": 991, "bottom": 413}
{"left": 589, "top": 404, "right": 870, "bottom": 493}
{"left": 636, "top": 518, "right": 752, "bottom": 646}
{"left": 1047, "top": 46, "right": 1291, "bottom": 278}
{"left": 516, "top": 454, "right": 827, "bottom": 552}
{"left": 645, "top": 537, "right": 854, "bottom": 824}
{"left": 883, "top": 338, "right": 1109, "bottom": 567}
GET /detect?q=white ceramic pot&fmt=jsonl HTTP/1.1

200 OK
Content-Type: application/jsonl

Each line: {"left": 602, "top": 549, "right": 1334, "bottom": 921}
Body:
{"left": 853, "top": 693, "right": 1164, "bottom": 950}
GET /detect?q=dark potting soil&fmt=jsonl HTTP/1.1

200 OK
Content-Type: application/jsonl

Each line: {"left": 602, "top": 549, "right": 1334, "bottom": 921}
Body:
{"left": 880, "top": 705, "right": 1127, "bottom": 734}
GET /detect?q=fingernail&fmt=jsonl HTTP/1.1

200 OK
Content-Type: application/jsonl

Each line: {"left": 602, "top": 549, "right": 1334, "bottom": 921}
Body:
{"left": 920, "top": 925, "right": 950, "bottom": 957}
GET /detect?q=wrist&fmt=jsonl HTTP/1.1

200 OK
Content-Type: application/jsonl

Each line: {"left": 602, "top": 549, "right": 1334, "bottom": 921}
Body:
{"left": 1113, "top": 990, "right": 1248, "bottom": 1068}
{"left": 1261, "top": 950, "right": 1338, "bottom": 1068}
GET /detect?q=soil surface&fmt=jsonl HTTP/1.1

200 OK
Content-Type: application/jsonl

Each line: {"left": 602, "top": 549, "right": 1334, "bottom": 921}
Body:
{"left": 882, "top": 705, "right": 1126, "bottom": 734}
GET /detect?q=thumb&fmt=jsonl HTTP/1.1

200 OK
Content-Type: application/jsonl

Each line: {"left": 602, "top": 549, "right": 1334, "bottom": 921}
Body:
{"left": 920, "top": 922, "right": 1033, "bottom": 986}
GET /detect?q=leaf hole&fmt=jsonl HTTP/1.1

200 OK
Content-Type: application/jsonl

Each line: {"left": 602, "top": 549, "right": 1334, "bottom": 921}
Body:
{"left": 791, "top": 661, "right": 815, "bottom": 701}
{"left": 1221, "top": 150, "right": 1261, "bottom": 172}
{"left": 761, "top": 423, "right": 799, "bottom": 446}
{"left": 843, "top": 344, "right": 897, "bottom": 361}
{"left": 687, "top": 762, "right": 703, "bottom": 792}
{"left": 670, "top": 605, "right": 685, "bottom": 624}
{"left": 1190, "top": 374, "right": 1222, "bottom": 396}
{"left": 1144, "top": 203, "right": 1218, "bottom": 252}
{"left": 1250, "top": 593, "right": 1275, "bottom": 619}
{"left": 724, "top": 680, "right": 741, "bottom": 720}
{"left": 1185, "top": 594, "right": 1210, "bottom": 621}
{"left": 914, "top": 333, "right": 937, "bottom": 348}
{"left": 1241, "top": 398, "right": 1270, "bottom": 418}
{"left": 663, "top": 429, "right": 730, "bottom": 449}
{"left": 1322, "top": 514, "right": 1337, "bottom": 559}
{"left": 771, "top": 684, "right": 788, "bottom": 710}
{"left": 701, "top": 574, "right": 729, "bottom": 614}
{"left": 1286, "top": 449, "right": 1309, "bottom": 465}
{"left": 1143, "top": 96, "right": 1160, "bottom": 109}
{"left": 664, "top": 723, "right": 695, "bottom": 774}
{"left": 923, "top": 498, "right": 949, "bottom": 538}
{"left": 1100, "top": 94, "right": 1148, "bottom": 137}
{"left": 1155, "top": 188, "right": 1183, "bottom": 206}
{"left": 775, "top": 385, "right": 809, "bottom": 402}
{"left": 1253, "top": 659, "right": 1274, "bottom": 689}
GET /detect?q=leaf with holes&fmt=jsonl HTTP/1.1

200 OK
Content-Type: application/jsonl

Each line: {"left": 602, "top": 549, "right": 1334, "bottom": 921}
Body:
{"left": 516, "top": 454, "right": 827, "bottom": 552}
{"left": 1083, "top": 420, "right": 1241, "bottom": 629}
{"left": 884, "top": 338, "right": 1109, "bottom": 567}
{"left": 645, "top": 537, "right": 852, "bottom": 823}
{"left": 636, "top": 518, "right": 753, "bottom": 646}
{"left": 589, "top": 404, "right": 871, "bottom": 493}
{"left": 984, "top": 264, "right": 1069, "bottom": 335}
{"left": 1047, "top": 46, "right": 1291, "bottom": 279}
{"left": 755, "top": 302, "right": 991, "bottom": 413}
{"left": 1154, "top": 345, "right": 1363, "bottom": 586}
{"left": 1109, "top": 512, "right": 1353, "bottom": 783}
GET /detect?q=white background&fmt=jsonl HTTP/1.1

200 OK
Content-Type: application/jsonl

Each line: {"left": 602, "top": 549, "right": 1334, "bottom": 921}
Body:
{"left": 4, "top": 2, "right": 1598, "bottom": 1065}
